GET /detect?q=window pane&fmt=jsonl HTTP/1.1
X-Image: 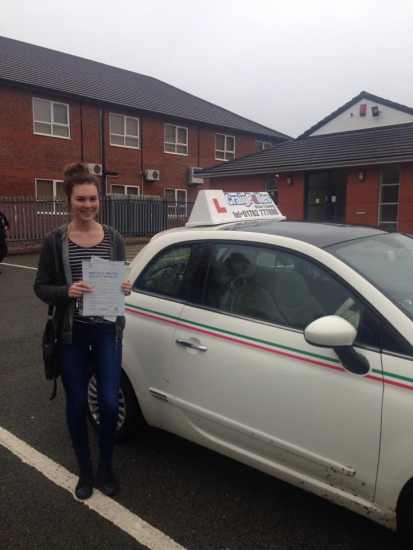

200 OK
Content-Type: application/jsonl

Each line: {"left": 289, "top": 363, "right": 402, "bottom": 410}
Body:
{"left": 263, "top": 142, "right": 271, "bottom": 149}
{"left": 110, "top": 114, "right": 124, "bottom": 135}
{"left": 379, "top": 222, "right": 398, "bottom": 231}
{"left": 225, "top": 152, "right": 235, "bottom": 161}
{"left": 112, "top": 185, "right": 125, "bottom": 194}
{"left": 127, "top": 187, "right": 139, "bottom": 195}
{"left": 216, "top": 151, "right": 225, "bottom": 160}
{"left": 164, "top": 189, "right": 175, "bottom": 200}
{"left": 165, "top": 124, "right": 175, "bottom": 142}
{"left": 111, "top": 135, "right": 124, "bottom": 146}
{"left": 34, "top": 122, "right": 52, "bottom": 134}
{"left": 176, "top": 145, "right": 187, "bottom": 155}
{"left": 53, "top": 103, "right": 68, "bottom": 125}
{"left": 176, "top": 190, "right": 186, "bottom": 201}
{"left": 177, "top": 127, "right": 187, "bottom": 144}
{"left": 380, "top": 204, "right": 398, "bottom": 222}
{"left": 254, "top": 141, "right": 262, "bottom": 152}
{"left": 138, "top": 245, "right": 192, "bottom": 297}
{"left": 381, "top": 185, "right": 399, "bottom": 203}
{"left": 53, "top": 125, "right": 69, "bottom": 137}
{"left": 125, "top": 137, "right": 139, "bottom": 148}
{"left": 36, "top": 179, "right": 53, "bottom": 196}
{"left": 55, "top": 181, "right": 65, "bottom": 197}
{"left": 216, "top": 134, "right": 225, "bottom": 150}
{"left": 33, "top": 99, "right": 51, "bottom": 122}
{"left": 226, "top": 136, "right": 235, "bottom": 151}
{"left": 382, "top": 165, "right": 399, "bottom": 185}
{"left": 126, "top": 117, "right": 138, "bottom": 136}
{"left": 165, "top": 143, "right": 175, "bottom": 153}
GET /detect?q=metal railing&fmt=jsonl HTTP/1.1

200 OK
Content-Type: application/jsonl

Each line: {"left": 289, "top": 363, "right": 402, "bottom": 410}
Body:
{"left": 0, "top": 196, "right": 194, "bottom": 241}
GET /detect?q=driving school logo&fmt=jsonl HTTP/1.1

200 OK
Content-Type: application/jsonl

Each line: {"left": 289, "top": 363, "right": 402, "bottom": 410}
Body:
{"left": 225, "top": 192, "right": 273, "bottom": 207}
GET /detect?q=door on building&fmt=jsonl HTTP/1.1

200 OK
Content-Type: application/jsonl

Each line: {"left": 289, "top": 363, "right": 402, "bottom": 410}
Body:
{"left": 306, "top": 170, "right": 347, "bottom": 222}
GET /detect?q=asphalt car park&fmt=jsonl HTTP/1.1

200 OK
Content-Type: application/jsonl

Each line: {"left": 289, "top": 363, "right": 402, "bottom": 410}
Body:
{"left": 1, "top": 205, "right": 412, "bottom": 549}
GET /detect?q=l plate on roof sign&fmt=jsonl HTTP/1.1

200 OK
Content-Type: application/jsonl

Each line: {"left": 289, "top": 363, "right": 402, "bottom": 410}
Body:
{"left": 186, "top": 190, "right": 285, "bottom": 227}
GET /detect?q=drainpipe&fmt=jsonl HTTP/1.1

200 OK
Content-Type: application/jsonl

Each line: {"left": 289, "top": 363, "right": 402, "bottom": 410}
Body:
{"left": 100, "top": 109, "right": 106, "bottom": 196}
{"left": 80, "top": 102, "right": 84, "bottom": 162}
{"left": 140, "top": 117, "right": 144, "bottom": 196}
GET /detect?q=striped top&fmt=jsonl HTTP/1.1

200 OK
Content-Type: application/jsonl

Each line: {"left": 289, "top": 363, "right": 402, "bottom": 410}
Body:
{"left": 68, "top": 227, "right": 111, "bottom": 324}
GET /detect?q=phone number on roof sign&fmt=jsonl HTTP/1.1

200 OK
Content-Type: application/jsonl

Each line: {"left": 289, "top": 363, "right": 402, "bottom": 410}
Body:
{"left": 232, "top": 208, "right": 279, "bottom": 219}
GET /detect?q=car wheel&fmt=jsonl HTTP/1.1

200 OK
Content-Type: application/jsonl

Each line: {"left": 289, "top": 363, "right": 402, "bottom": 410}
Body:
{"left": 87, "top": 366, "right": 144, "bottom": 442}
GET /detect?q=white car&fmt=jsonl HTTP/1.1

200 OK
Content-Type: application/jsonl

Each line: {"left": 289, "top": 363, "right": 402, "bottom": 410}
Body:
{"left": 87, "top": 191, "right": 413, "bottom": 543}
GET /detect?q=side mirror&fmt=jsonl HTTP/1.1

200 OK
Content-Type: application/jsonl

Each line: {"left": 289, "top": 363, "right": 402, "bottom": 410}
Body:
{"left": 304, "top": 316, "right": 370, "bottom": 375}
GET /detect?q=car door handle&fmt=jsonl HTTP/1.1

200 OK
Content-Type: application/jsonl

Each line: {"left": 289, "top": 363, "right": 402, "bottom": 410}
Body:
{"left": 175, "top": 339, "right": 207, "bottom": 351}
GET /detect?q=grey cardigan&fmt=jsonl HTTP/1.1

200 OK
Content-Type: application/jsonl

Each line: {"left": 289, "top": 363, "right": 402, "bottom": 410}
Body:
{"left": 34, "top": 224, "right": 126, "bottom": 344}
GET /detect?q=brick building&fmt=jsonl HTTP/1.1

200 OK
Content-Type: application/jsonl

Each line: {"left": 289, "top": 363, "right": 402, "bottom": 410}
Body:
{"left": 0, "top": 36, "right": 289, "bottom": 202}
{"left": 199, "top": 92, "right": 413, "bottom": 234}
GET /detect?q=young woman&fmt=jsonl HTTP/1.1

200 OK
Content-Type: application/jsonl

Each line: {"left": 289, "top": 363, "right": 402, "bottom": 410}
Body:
{"left": 34, "top": 163, "right": 131, "bottom": 500}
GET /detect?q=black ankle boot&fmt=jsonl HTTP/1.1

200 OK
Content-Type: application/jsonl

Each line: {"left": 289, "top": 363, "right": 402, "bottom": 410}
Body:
{"left": 75, "top": 467, "right": 94, "bottom": 500}
{"left": 97, "top": 464, "right": 118, "bottom": 497}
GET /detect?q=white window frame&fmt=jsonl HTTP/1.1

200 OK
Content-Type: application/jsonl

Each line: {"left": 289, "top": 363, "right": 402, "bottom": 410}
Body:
{"left": 109, "top": 113, "right": 140, "bottom": 149}
{"left": 164, "top": 188, "right": 187, "bottom": 216}
{"left": 35, "top": 178, "right": 65, "bottom": 214}
{"left": 378, "top": 165, "right": 400, "bottom": 231}
{"left": 33, "top": 98, "right": 70, "bottom": 139}
{"left": 164, "top": 124, "right": 188, "bottom": 155}
{"left": 215, "top": 134, "right": 235, "bottom": 161}
{"left": 110, "top": 184, "right": 140, "bottom": 195}
{"left": 254, "top": 141, "right": 272, "bottom": 152}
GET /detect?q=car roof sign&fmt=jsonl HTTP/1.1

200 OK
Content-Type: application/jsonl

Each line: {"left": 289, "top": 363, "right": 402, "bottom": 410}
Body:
{"left": 186, "top": 190, "right": 286, "bottom": 227}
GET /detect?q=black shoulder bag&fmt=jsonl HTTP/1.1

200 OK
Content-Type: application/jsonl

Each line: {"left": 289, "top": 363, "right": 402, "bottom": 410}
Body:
{"left": 41, "top": 231, "right": 62, "bottom": 400}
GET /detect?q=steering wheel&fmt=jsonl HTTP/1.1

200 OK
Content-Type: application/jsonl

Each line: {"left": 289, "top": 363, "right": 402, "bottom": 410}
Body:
{"left": 335, "top": 297, "right": 356, "bottom": 317}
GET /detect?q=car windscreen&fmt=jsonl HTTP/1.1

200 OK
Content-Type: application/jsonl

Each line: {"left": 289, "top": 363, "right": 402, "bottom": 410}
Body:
{"left": 325, "top": 233, "right": 413, "bottom": 321}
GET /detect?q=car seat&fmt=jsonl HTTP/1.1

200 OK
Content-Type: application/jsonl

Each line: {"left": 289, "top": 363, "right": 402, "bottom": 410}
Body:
{"left": 273, "top": 270, "right": 326, "bottom": 329}
{"left": 228, "top": 281, "right": 285, "bottom": 323}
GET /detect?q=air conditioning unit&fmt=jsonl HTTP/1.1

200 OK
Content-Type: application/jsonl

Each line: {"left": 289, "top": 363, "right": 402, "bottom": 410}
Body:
{"left": 188, "top": 167, "right": 204, "bottom": 185}
{"left": 87, "top": 163, "right": 103, "bottom": 176}
{"left": 144, "top": 169, "right": 160, "bottom": 181}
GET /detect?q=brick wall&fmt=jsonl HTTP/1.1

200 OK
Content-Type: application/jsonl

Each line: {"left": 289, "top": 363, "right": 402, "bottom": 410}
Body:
{"left": 0, "top": 84, "right": 279, "bottom": 200}
{"left": 207, "top": 164, "right": 413, "bottom": 230}
{"left": 208, "top": 172, "right": 305, "bottom": 219}
{"left": 346, "top": 166, "right": 381, "bottom": 226}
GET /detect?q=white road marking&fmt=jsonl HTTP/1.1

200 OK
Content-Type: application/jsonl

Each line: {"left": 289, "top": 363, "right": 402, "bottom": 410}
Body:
{"left": 1, "top": 262, "right": 37, "bottom": 270}
{"left": 0, "top": 427, "right": 186, "bottom": 550}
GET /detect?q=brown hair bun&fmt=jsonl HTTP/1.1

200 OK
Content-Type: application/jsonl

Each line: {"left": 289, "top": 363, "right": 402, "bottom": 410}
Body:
{"left": 63, "top": 162, "right": 90, "bottom": 179}
{"left": 63, "top": 162, "right": 100, "bottom": 198}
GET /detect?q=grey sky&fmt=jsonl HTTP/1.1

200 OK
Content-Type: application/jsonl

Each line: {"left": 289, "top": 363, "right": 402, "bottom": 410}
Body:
{"left": 1, "top": 0, "right": 412, "bottom": 137}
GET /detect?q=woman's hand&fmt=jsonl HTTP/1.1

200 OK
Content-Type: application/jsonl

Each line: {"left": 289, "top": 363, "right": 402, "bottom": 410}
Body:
{"left": 121, "top": 281, "right": 132, "bottom": 296}
{"left": 68, "top": 281, "right": 92, "bottom": 299}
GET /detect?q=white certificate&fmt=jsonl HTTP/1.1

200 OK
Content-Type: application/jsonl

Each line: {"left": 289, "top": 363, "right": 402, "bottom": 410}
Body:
{"left": 82, "top": 260, "right": 125, "bottom": 317}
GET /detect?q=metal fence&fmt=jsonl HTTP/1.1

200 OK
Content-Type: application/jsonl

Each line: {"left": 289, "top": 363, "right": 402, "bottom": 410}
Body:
{"left": 0, "top": 196, "right": 194, "bottom": 241}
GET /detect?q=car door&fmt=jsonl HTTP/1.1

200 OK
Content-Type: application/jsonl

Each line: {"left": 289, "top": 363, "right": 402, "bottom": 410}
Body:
{"left": 171, "top": 241, "right": 384, "bottom": 502}
{"left": 124, "top": 241, "right": 203, "bottom": 428}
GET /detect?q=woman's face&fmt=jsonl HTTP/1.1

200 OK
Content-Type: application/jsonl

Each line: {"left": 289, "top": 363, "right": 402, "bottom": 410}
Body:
{"left": 67, "top": 183, "right": 99, "bottom": 222}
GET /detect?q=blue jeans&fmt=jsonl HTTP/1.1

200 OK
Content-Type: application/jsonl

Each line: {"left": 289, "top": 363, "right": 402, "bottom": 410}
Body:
{"left": 59, "top": 322, "right": 122, "bottom": 470}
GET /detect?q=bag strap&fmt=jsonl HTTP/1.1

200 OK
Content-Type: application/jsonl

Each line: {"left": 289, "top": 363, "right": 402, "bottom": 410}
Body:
{"left": 48, "top": 230, "right": 63, "bottom": 400}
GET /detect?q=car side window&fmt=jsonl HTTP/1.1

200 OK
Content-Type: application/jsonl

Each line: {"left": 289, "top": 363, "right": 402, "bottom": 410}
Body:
{"left": 204, "top": 243, "right": 379, "bottom": 344}
{"left": 136, "top": 244, "right": 198, "bottom": 299}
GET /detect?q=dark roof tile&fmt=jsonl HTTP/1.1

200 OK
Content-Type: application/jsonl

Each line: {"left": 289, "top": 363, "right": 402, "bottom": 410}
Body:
{"left": 198, "top": 123, "right": 413, "bottom": 177}
{"left": 0, "top": 36, "right": 290, "bottom": 140}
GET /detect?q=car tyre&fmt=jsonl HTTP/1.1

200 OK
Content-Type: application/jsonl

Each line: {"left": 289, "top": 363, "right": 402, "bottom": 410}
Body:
{"left": 87, "top": 365, "right": 145, "bottom": 443}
